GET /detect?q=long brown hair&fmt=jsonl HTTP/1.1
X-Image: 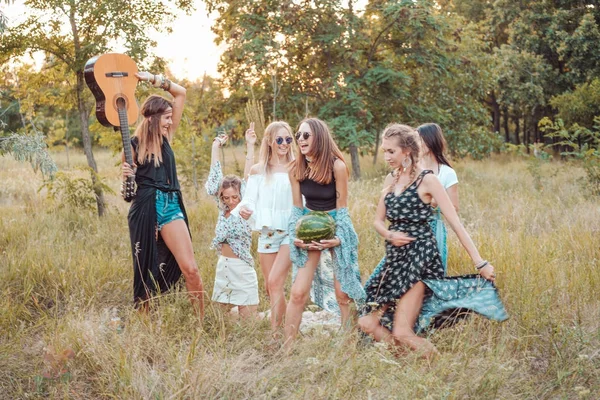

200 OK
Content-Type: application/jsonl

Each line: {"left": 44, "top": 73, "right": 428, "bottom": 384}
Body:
{"left": 258, "top": 121, "right": 294, "bottom": 176}
{"left": 133, "top": 95, "right": 173, "bottom": 167}
{"left": 382, "top": 123, "right": 421, "bottom": 193}
{"left": 417, "top": 123, "right": 452, "bottom": 168}
{"left": 290, "top": 118, "right": 348, "bottom": 184}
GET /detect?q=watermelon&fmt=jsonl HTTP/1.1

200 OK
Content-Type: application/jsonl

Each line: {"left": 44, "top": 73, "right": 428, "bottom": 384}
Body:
{"left": 295, "top": 211, "right": 336, "bottom": 243}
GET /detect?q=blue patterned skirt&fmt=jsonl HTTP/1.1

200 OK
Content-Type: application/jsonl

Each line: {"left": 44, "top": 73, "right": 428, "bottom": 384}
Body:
{"left": 366, "top": 258, "right": 508, "bottom": 333}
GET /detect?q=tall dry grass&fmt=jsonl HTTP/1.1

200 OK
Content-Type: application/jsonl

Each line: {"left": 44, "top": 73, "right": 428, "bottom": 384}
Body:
{"left": 0, "top": 147, "right": 598, "bottom": 399}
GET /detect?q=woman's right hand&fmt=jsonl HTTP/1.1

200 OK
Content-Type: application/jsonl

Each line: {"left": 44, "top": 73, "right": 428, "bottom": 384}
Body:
{"left": 239, "top": 206, "right": 253, "bottom": 220}
{"left": 387, "top": 231, "right": 415, "bottom": 247}
{"left": 122, "top": 162, "right": 136, "bottom": 180}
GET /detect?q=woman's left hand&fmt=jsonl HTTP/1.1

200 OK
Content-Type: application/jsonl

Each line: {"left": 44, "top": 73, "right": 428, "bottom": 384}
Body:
{"left": 245, "top": 122, "right": 257, "bottom": 146}
{"left": 310, "top": 237, "right": 341, "bottom": 251}
{"left": 135, "top": 71, "right": 154, "bottom": 83}
{"left": 479, "top": 264, "right": 496, "bottom": 283}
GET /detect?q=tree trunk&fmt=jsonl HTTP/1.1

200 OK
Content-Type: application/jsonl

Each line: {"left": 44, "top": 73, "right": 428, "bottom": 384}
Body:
{"left": 349, "top": 144, "right": 361, "bottom": 179}
{"left": 524, "top": 116, "right": 529, "bottom": 153}
{"left": 65, "top": 110, "right": 70, "bottom": 169}
{"left": 490, "top": 92, "right": 500, "bottom": 133}
{"left": 503, "top": 106, "right": 510, "bottom": 143}
{"left": 514, "top": 115, "right": 520, "bottom": 145}
{"left": 372, "top": 129, "right": 380, "bottom": 165}
{"left": 76, "top": 70, "right": 105, "bottom": 216}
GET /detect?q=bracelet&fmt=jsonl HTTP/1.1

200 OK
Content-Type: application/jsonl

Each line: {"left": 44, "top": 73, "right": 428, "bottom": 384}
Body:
{"left": 153, "top": 74, "right": 163, "bottom": 88}
{"left": 475, "top": 260, "right": 489, "bottom": 270}
{"left": 161, "top": 78, "right": 171, "bottom": 91}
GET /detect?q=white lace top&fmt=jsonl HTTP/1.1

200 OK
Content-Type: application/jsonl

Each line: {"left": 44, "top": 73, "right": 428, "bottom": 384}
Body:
{"left": 230, "top": 172, "right": 293, "bottom": 231}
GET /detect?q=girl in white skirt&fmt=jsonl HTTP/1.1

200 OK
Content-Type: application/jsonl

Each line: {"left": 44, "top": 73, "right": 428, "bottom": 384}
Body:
{"left": 205, "top": 126, "right": 259, "bottom": 318}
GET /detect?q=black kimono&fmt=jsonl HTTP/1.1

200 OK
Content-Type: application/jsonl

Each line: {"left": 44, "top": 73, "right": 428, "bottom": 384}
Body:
{"left": 128, "top": 137, "right": 190, "bottom": 304}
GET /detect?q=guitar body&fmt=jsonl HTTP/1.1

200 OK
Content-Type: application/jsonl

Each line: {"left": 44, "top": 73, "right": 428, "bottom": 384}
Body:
{"left": 85, "top": 53, "right": 139, "bottom": 202}
{"left": 84, "top": 53, "right": 139, "bottom": 127}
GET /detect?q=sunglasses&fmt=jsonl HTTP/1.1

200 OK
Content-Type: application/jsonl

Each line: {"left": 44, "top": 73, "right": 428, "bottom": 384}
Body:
{"left": 275, "top": 136, "right": 293, "bottom": 145}
{"left": 295, "top": 131, "right": 312, "bottom": 141}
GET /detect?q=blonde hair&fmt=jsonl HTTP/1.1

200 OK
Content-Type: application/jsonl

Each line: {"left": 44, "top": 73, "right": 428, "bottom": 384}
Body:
{"left": 133, "top": 95, "right": 173, "bottom": 167}
{"left": 382, "top": 123, "right": 421, "bottom": 193}
{"left": 258, "top": 121, "right": 295, "bottom": 176}
{"left": 290, "top": 118, "right": 348, "bottom": 184}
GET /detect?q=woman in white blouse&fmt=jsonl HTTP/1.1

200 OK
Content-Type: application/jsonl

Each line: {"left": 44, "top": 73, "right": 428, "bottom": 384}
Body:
{"left": 232, "top": 121, "right": 295, "bottom": 332}
{"left": 418, "top": 123, "right": 459, "bottom": 273}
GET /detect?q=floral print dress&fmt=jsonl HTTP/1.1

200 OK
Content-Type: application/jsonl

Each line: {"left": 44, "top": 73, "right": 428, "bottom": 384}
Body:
{"left": 363, "top": 170, "right": 445, "bottom": 330}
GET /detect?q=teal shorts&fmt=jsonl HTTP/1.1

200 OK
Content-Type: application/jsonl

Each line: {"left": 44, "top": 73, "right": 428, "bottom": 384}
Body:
{"left": 156, "top": 191, "right": 184, "bottom": 230}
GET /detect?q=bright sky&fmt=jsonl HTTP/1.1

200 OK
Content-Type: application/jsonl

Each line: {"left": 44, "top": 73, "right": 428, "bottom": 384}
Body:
{"left": 2, "top": 1, "right": 369, "bottom": 82}
{"left": 2, "top": 0, "right": 223, "bottom": 81}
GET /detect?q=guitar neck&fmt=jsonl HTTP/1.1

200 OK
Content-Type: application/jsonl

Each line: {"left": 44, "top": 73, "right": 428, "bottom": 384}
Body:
{"left": 117, "top": 100, "right": 134, "bottom": 166}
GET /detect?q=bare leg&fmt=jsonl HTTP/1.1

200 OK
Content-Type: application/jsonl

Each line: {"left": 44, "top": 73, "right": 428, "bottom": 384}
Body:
{"left": 333, "top": 277, "right": 353, "bottom": 330}
{"left": 238, "top": 305, "right": 258, "bottom": 319}
{"left": 391, "top": 282, "right": 437, "bottom": 358}
{"left": 284, "top": 250, "right": 320, "bottom": 348}
{"left": 358, "top": 306, "right": 395, "bottom": 344}
{"left": 258, "top": 252, "right": 276, "bottom": 296}
{"left": 160, "top": 219, "right": 204, "bottom": 318}
{"left": 267, "top": 245, "right": 292, "bottom": 331}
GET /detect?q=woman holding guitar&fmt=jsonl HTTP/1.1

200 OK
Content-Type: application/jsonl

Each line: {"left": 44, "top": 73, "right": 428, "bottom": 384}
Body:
{"left": 122, "top": 71, "right": 204, "bottom": 316}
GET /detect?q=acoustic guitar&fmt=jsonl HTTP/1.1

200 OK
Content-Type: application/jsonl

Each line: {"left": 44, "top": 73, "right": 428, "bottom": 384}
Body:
{"left": 84, "top": 53, "right": 139, "bottom": 202}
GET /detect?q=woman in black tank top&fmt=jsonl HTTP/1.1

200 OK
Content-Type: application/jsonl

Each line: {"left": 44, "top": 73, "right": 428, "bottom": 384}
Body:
{"left": 285, "top": 118, "right": 366, "bottom": 348}
{"left": 121, "top": 72, "right": 204, "bottom": 317}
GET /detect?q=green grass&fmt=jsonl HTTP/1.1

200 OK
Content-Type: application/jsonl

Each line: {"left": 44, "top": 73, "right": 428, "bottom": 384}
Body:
{"left": 0, "top": 147, "right": 598, "bottom": 399}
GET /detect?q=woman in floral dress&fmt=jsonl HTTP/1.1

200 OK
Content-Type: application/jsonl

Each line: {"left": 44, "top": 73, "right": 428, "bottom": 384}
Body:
{"left": 359, "top": 124, "right": 505, "bottom": 358}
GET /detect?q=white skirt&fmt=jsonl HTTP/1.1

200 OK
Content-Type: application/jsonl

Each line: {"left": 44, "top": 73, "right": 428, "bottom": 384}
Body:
{"left": 212, "top": 256, "right": 259, "bottom": 306}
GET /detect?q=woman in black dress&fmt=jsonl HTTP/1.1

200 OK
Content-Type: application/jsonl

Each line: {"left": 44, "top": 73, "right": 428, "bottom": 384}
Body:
{"left": 122, "top": 71, "right": 204, "bottom": 316}
{"left": 358, "top": 124, "right": 496, "bottom": 357}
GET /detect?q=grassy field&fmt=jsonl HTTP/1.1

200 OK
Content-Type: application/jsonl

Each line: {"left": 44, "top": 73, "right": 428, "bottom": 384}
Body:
{"left": 0, "top": 146, "right": 599, "bottom": 399}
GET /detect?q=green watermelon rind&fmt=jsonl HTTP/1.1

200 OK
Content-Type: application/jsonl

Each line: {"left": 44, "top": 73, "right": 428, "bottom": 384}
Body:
{"left": 295, "top": 211, "right": 336, "bottom": 244}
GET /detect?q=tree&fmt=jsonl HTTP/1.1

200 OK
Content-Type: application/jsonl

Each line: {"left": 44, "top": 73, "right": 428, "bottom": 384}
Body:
{"left": 0, "top": 0, "right": 193, "bottom": 216}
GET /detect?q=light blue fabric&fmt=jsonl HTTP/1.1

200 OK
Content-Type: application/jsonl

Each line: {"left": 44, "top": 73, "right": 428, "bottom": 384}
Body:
{"left": 288, "top": 206, "right": 366, "bottom": 315}
{"left": 429, "top": 208, "right": 448, "bottom": 274}
{"left": 418, "top": 275, "right": 509, "bottom": 333}
{"left": 365, "top": 259, "right": 508, "bottom": 333}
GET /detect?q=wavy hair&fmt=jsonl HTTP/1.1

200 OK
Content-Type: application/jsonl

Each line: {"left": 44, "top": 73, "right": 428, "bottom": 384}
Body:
{"left": 133, "top": 95, "right": 173, "bottom": 167}
{"left": 290, "top": 117, "right": 348, "bottom": 184}
{"left": 382, "top": 123, "right": 421, "bottom": 193}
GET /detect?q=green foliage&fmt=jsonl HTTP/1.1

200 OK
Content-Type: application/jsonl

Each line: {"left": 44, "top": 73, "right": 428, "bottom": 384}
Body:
{"left": 0, "top": 132, "right": 57, "bottom": 177}
{"left": 41, "top": 168, "right": 114, "bottom": 211}
{"left": 550, "top": 79, "right": 600, "bottom": 129}
{"left": 540, "top": 117, "right": 600, "bottom": 195}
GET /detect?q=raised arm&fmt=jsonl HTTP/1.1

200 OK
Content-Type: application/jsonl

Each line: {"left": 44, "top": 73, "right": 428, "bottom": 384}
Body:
{"left": 333, "top": 159, "right": 348, "bottom": 209}
{"left": 205, "top": 137, "right": 225, "bottom": 198}
{"left": 422, "top": 174, "right": 495, "bottom": 281}
{"left": 244, "top": 123, "right": 257, "bottom": 181}
{"left": 135, "top": 71, "right": 186, "bottom": 132}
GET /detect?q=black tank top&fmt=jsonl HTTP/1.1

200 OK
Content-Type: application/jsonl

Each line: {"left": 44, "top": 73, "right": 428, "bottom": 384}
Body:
{"left": 300, "top": 175, "right": 336, "bottom": 211}
{"left": 131, "top": 137, "right": 180, "bottom": 192}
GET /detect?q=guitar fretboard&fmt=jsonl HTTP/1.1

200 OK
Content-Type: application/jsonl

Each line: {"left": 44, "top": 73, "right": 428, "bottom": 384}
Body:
{"left": 116, "top": 98, "right": 133, "bottom": 166}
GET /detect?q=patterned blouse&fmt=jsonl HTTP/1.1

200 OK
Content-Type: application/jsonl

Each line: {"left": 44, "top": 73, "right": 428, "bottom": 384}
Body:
{"left": 205, "top": 161, "right": 253, "bottom": 266}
